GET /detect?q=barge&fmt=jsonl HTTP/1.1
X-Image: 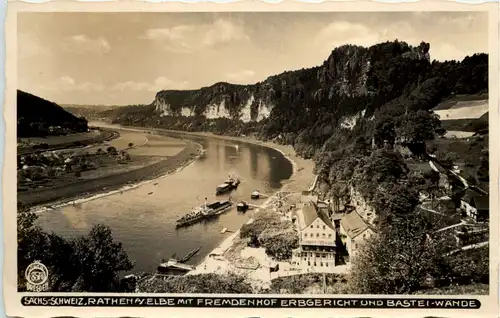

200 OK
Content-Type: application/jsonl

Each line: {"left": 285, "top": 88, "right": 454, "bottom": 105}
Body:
{"left": 216, "top": 175, "right": 240, "bottom": 195}
{"left": 175, "top": 199, "right": 233, "bottom": 228}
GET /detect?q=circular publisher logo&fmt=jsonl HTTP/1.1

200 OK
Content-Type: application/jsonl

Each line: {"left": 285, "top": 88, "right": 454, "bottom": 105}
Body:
{"left": 25, "top": 261, "right": 49, "bottom": 288}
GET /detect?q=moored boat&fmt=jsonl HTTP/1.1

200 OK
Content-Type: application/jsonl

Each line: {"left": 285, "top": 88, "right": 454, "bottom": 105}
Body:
{"left": 216, "top": 174, "right": 240, "bottom": 195}
{"left": 237, "top": 201, "right": 249, "bottom": 212}
{"left": 175, "top": 199, "right": 233, "bottom": 228}
{"left": 251, "top": 190, "right": 261, "bottom": 199}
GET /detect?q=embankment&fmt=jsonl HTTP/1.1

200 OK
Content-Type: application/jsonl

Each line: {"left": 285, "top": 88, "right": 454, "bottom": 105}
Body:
{"left": 19, "top": 142, "right": 202, "bottom": 207}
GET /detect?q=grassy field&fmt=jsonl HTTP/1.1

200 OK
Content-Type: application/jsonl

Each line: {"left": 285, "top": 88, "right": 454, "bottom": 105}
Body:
{"left": 434, "top": 101, "right": 488, "bottom": 121}
{"left": 440, "top": 111, "right": 488, "bottom": 133}
{"left": 432, "top": 93, "right": 489, "bottom": 111}
{"left": 18, "top": 129, "right": 195, "bottom": 207}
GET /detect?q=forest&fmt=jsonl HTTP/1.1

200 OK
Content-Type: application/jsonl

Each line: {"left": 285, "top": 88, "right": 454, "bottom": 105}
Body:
{"left": 17, "top": 90, "right": 89, "bottom": 138}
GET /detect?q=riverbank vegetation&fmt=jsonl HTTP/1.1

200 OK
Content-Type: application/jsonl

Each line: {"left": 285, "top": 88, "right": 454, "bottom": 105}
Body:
{"left": 240, "top": 211, "right": 299, "bottom": 260}
{"left": 136, "top": 273, "right": 253, "bottom": 293}
{"left": 17, "top": 202, "right": 133, "bottom": 292}
{"left": 348, "top": 213, "right": 489, "bottom": 294}
{"left": 18, "top": 147, "right": 132, "bottom": 192}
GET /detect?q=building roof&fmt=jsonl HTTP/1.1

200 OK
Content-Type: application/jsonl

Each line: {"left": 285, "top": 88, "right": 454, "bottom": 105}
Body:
{"left": 298, "top": 201, "right": 335, "bottom": 230}
{"left": 301, "top": 194, "right": 318, "bottom": 204}
{"left": 463, "top": 188, "right": 485, "bottom": 203}
{"left": 472, "top": 195, "right": 489, "bottom": 210}
{"left": 340, "top": 211, "right": 370, "bottom": 239}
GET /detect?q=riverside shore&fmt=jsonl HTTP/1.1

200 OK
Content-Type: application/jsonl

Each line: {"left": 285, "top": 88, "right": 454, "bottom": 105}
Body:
{"left": 21, "top": 129, "right": 203, "bottom": 209}
{"left": 169, "top": 130, "right": 317, "bottom": 287}
{"left": 128, "top": 127, "right": 316, "bottom": 192}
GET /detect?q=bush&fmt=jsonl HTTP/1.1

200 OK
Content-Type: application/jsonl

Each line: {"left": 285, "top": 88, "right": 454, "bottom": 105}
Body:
{"left": 240, "top": 212, "right": 282, "bottom": 246}
{"left": 240, "top": 212, "right": 299, "bottom": 260}
{"left": 258, "top": 225, "right": 299, "bottom": 260}
{"left": 137, "top": 273, "right": 253, "bottom": 293}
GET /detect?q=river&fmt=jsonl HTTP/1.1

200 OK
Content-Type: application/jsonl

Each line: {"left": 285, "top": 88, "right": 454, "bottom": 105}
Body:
{"left": 35, "top": 124, "right": 293, "bottom": 273}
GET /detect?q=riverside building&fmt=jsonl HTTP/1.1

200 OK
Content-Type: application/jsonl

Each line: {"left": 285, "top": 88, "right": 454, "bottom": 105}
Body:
{"left": 291, "top": 199, "right": 337, "bottom": 270}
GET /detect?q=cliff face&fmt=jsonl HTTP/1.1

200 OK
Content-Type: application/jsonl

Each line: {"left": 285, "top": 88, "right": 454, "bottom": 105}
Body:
{"left": 153, "top": 83, "right": 274, "bottom": 122}
{"left": 150, "top": 41, "right": 430, "bottom": 123}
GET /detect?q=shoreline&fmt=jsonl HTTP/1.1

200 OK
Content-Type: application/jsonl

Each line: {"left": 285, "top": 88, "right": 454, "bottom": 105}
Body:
{"left": 154, "top": 130, "right": 317, "bottom": 277}
{"left": 25, "top": 140, "right": 203, "bottom": 212}
{"left": 124, "top": 127, "right": 314, "bottom": 192}
{"left": 26, "top": 126, "right": 313, "bottom": 214}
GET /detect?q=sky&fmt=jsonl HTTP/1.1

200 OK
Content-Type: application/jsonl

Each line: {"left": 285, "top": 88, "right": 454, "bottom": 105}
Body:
{"left": 18, "top": 12, "right": 488, "bottom": 106}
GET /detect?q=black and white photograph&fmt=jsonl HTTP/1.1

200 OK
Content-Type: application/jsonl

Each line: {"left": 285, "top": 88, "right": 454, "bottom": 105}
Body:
{"left": 5, "top": 4, "right": 498, "bottom": 314}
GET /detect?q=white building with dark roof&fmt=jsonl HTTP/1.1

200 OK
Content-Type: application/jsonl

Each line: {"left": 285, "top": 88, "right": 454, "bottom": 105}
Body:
{"left": 460, "top": 189, "right": 489, "bottom": 223}
{"left": 291, "top": 200, "right": 337, "bottom": 270}
{"left": 339, "top": 211, "right": 375, "bottom": 261}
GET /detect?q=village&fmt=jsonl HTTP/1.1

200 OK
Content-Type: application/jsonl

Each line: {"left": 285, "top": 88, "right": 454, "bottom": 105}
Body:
{"left": 135, "top": 143, "right": 489, "bottom": 292}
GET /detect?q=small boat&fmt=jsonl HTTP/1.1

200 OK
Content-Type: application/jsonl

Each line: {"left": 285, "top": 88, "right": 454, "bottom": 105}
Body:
{"left": 237, "top": 201, "right": 249, "bottom": 212}
{"left": 157, "top": 258, "right": 194, "bottom": 275}
{"left": 251, "top": 190, "right": 261, "bottom": 200}
{"left": 179, "top": 246, "right": 202, "bottom": 263}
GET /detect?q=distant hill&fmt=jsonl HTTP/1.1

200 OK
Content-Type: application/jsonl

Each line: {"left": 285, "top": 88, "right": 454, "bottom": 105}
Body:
{"left": 17, "top": 90, "right": 89, "bottom": 138}
{"left": 63, "top": 104, "right": 121, "bottom": 122}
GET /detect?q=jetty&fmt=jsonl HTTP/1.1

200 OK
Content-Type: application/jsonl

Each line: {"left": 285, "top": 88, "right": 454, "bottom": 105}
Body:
{"left": 179, "top": 246, "right": 202, "bottom": 263}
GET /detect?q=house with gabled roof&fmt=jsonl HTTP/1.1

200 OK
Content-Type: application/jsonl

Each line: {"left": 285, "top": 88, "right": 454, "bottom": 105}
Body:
{"left": 291, "top": 200, "right": 337, "bottom": 270}
{"left": 339, "top": 211, "right": 375, "bottom": 261}
{"left": 460, "top": 188, "right": 489, "bottom": 222}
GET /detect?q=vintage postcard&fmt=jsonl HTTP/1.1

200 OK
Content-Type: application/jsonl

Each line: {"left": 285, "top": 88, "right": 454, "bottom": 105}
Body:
{"left": 3, "top": 1, "right": 499, "bottom": 317}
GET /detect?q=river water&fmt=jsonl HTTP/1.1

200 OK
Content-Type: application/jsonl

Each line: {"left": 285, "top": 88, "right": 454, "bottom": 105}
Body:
{"left": 36, "top": 124, "right": 293, "bottom": 273}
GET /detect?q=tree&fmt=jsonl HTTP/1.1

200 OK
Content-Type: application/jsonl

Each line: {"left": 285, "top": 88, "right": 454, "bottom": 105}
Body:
{"left": 17, "top": 202, "right": 134, "bottom": 292}
{"left": 395, "top": 110, "right": 441, "bottom": 149}
{"left": 128, "top": 142, "right": 134, "bottom": 148}
{"left": 348, "top": 213, "right": 455, "bottom": 294}
{"left": 258, "top": 226, "right": 299, "bottom": 260}
{"left": 373, "top": 116, "right": 396, "bottom": 148}
{"left": 71, "top": 224, "right": 134, "bottom": 292}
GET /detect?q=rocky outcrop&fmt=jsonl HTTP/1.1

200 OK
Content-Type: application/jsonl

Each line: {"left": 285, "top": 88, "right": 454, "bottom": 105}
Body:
{"left": 150, "top": 41, "right": 431, "bottom": 123}
{"left": 349, "top": 186, "right": 377, "bottom": 225}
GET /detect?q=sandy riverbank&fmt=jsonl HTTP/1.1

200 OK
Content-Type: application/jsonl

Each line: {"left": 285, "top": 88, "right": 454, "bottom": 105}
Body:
{"left": 21, "top": 134, "right": 203, "bottom": 209}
